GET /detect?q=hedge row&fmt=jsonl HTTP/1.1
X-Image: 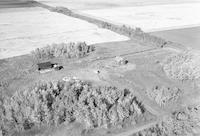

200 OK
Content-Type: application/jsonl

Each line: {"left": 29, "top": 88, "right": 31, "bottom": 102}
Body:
{"left": 31, "top": 42, "right": 95, "bottom": 60}
{"left": 53, "top": 7, "right": 168, "bottom": 48}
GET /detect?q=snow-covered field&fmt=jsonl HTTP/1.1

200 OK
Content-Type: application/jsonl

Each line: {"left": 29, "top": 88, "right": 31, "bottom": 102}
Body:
{"left": 80, "top": 3, "right": 200, "bottom": 32}
{"left": 35, "top": 0, "right": 200, "bottom": 10}
{"left": 0, "top": 7, "right": 128, "bottom": 59}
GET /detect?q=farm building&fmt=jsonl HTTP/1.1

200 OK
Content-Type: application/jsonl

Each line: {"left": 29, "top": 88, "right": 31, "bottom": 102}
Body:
{"left": 37, "top": 61, "right": 54, "bottom": 71}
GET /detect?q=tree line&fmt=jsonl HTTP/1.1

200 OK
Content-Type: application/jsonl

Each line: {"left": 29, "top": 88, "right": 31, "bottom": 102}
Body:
{"left": 31, "top": 42, "right": 95, "bottom": 60}
{"left": 52, "top": 7, "right": 168, "bottom": 48}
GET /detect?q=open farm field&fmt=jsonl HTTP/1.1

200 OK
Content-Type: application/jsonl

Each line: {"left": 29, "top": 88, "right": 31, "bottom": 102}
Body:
{"left": 80, "top": 3, "right": 200, "bottom": 32}
{"left": 0, "top": 7, "right": 128, "bottom": 59}
{"left": 151, "top": 26, "right": 200, "bottom": 49}
{"left": 35, "top": 0, "right": 200, "bottom": 10}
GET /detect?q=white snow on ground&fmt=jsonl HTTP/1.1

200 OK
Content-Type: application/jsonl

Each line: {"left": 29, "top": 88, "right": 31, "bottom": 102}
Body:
{"left": 35, "top": 0, "right": 200, "bottom": 10}
{"left": 0, "top": 7, "right": 128, "bottom": 59}
{"left": 80, "top": 3, "right": 200, "bottom": 32}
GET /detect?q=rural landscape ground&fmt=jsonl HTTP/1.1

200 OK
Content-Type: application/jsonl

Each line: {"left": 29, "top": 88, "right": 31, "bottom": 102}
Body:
{"left": 0, "top": 0, "right": 200, "bottom": 136}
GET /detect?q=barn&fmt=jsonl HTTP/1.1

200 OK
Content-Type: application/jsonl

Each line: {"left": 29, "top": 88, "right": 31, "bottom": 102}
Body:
{"left": 37, "top": 61, "right": 54, "bottom": 71}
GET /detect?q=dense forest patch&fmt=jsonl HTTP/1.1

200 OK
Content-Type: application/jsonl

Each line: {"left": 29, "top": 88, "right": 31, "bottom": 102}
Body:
{"left": 0, "top": 79, "right": 146, "bottom": 135}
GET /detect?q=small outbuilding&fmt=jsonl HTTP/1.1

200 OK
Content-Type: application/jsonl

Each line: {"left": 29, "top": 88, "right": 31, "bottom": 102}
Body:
{"left": 115, "top": 56, "right": 128, "bottom": 65}
{"left": 54, "top": 65, "right": 64, "bottom": 71}
{"left": 37, "top": 61, "right": 54, "bottom": 71}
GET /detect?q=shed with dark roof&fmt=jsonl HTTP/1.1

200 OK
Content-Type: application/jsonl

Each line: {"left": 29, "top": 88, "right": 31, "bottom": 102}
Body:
{"left": 37, "top": 61, "right": 53, "bottom": 71}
